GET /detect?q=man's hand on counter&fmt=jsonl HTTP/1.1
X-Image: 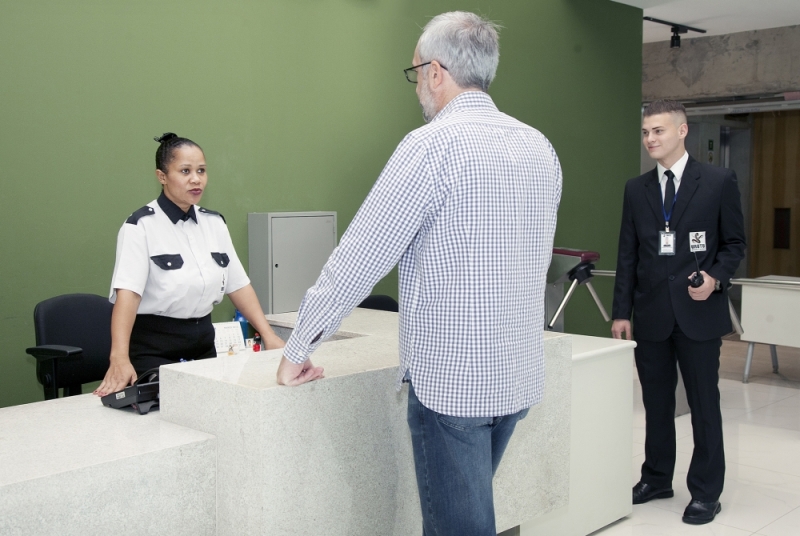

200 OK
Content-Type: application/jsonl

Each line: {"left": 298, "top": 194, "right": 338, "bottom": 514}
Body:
{"left": 277, "top": 356, "right": 325, "bottom": 386}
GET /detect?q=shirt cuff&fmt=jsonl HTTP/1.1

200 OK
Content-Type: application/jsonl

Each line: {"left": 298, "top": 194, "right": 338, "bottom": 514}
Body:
{"left": 283, "top": 333, "right": 317, "bottom": 364}
{"left": 109, "top": 281, "right": 145, "bottom": 302}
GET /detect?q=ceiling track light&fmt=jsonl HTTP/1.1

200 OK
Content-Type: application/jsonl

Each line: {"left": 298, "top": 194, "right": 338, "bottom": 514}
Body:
{"left": 643, "top": 16, "right": 707, "bottom": 48}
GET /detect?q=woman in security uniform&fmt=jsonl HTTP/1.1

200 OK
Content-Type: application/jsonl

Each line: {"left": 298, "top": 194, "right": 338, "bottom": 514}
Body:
{"left": 94, "top": 133, "right": 284, "bottom": 396}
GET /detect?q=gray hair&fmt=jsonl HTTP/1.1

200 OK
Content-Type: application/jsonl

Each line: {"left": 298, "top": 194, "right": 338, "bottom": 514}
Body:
{"left": 417, "top": 11, "right": 500, "bottom": 92}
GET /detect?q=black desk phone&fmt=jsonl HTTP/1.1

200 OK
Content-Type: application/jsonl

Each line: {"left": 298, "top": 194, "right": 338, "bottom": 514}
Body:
{"left": 101, "top": 368, "right": 160, "bottom": 415}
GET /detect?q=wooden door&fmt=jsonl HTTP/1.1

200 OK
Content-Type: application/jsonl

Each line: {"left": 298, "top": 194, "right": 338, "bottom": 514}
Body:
{"left": 750, "top": 110, "right": 800, "bottom": 277}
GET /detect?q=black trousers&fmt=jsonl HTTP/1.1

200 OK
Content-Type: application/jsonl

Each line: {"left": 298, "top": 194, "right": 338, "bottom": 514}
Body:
{"left": 129, "top": 314, "right": 216, "bottom": 375}
{"left": 635, "top": 322, "right": 725, "bottom": 502}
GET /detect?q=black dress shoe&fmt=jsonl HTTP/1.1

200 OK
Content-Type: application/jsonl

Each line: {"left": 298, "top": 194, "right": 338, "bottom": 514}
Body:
{"left": 682, "top": 499, "right": 721, "bottom": 525}
{"left": 632, "top": 481, "right": 674, "bottom": 504}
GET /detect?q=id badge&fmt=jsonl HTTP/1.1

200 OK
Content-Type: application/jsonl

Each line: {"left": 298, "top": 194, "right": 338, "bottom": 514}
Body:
{"left": 659, "top": 231, "right": 676, "bottom": 255}
{"left": 689, "top": 231, "right": 707, "bottom": 252}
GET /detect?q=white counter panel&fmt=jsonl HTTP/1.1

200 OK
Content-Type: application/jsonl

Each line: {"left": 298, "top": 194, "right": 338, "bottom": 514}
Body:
{"left": 522, "top": 334, "right": 635, "bottom": 536}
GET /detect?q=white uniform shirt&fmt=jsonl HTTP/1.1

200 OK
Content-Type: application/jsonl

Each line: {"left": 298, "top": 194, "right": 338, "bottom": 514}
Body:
{"left": 284, "top": 92, "right": 562, "bottom": 417}
{"left": 110, "top": 193, "right": 249, "bottom": 318}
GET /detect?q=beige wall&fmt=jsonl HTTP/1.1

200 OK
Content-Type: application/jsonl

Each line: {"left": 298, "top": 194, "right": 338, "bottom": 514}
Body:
{"left": 643, "top": 25, "right": 800, "bottom": 101}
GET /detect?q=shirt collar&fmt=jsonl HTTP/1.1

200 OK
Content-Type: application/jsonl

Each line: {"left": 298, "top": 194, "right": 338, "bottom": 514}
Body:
{"left": 429, "top": 90, "right": 497, "bottom": 123}
{"left": 157, "top": 191, "right": 197, "bottom": 224}
{"left": 657, "top": 150, "right": 689, "bottom": 184}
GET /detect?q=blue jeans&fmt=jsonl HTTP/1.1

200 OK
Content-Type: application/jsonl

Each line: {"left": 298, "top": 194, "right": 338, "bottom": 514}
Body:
{"left": 406, "top": 382, "right": 529, "bottom": 536}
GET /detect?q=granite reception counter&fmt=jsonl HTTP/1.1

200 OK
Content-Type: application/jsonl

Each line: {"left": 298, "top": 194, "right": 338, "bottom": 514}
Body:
{"left": 1, "top": 309, "right": 633, "bottom": 535}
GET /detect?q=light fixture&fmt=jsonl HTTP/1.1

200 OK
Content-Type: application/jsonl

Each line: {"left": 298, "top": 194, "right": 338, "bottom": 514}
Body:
{"left": 643, "top": 16, "right": 706, "bottom": 48}
{"left": 670, "top": 28, "right": 682, "bottom": 48}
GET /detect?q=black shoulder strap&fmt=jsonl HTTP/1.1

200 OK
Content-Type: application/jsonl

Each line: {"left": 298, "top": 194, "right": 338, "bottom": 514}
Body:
{"left": 125, "top": 205, "right": 156, "bottom": 225}
{"left": 198, "top": 207, "right": 226, "bottom": 224}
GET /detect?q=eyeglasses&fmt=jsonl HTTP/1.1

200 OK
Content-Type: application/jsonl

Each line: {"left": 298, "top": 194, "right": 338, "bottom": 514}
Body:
{"left": 403, "top": 61, "right": 448, "bottom": 83}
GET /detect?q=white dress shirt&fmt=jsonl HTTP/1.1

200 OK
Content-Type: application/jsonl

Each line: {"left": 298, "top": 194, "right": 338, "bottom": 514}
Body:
{"left": 657, "top": 150, "right": 689, "bottom": 199}
{"left": 283, "top": 92, "right": 562, "bottom": 417}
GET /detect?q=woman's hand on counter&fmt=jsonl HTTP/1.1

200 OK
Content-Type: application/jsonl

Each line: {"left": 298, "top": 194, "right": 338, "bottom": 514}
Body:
{"left": 277, "top": 356, "right": 324, "bottom": 386}
{"left": 96, "top": 289, "right": 141, "bottom": 396}
{"left": 94, "top": 359, "right": 138, "bottom": 397}
{"left": 264, "top": 332, "right": 286, "bottom": 350}
{"left": 228, "top": 285, "right": 286, "bottom": 350}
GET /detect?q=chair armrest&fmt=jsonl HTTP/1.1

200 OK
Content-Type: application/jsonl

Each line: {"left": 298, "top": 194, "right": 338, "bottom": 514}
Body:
{"left": 26, "top": 345, "right": 82, "bottom": 362}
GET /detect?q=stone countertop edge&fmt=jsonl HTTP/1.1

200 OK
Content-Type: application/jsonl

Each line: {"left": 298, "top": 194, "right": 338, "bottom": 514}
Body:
{"left": 570, "top": 334, "right": 637, "bottom": 362}
{"left": 162, "top": 309, "right": 573, "bottom": 391}
{"left": 268, "top": 310, "right": 573, "bottom": 384}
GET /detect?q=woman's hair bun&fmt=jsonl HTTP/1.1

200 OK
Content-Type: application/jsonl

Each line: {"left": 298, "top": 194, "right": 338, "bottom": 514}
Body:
{"left": 154, "top": 132, "right": 178, "bottom": 144}
{"left": 153, "top": 133, "right": 201, "bottom": 171}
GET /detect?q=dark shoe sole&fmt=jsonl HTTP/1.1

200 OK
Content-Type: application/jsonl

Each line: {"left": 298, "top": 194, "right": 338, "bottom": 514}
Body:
{"left": 633, "top": 489, "right": 674, "bottom": 505}
{"left": 682, "top": 503, "right": 721, "bottom": 525}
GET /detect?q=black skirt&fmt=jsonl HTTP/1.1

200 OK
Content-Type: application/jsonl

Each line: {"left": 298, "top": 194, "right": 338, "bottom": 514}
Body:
{"left": 129, "top": 313, "right": 216, "bottom": 375}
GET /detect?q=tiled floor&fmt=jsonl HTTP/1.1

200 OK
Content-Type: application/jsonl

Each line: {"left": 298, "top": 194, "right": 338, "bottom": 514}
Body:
{"left": 591, "top": 340, "right": 800, "bottom": 535}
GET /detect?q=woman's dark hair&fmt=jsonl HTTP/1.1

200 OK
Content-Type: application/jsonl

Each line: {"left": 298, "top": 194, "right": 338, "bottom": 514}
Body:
{"left": 154, "top": 132, "right": 203, "bottom": 172}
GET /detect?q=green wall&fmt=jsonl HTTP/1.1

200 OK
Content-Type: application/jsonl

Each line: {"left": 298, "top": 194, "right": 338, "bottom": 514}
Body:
{"left": 0, "top": 0, "right": 642, "bottom": 408}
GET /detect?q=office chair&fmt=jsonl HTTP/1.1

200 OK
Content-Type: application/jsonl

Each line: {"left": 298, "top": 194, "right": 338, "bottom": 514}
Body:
{"left": 357, "top": 294, "right": 399, "bottom": 312}
{"left": 25, "top": 294, "right": 113, "bottom": 400}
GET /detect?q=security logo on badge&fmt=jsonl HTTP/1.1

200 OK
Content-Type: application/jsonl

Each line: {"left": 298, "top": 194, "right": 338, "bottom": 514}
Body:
{"left": 689, "top": 231, "right": 707, "bottom": 252}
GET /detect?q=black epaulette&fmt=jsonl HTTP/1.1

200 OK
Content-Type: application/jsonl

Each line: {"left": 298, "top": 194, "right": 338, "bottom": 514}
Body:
{"left": 125, "top": 205, "right": 156, "bottom": 225}
{"left": 199, "top": 207, "right": 226, "bottom": 223}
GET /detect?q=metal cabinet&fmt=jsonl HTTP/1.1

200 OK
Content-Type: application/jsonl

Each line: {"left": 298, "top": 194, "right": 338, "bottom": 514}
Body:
{"left": 248, "top": 212, "right": 337, "bottom": 314}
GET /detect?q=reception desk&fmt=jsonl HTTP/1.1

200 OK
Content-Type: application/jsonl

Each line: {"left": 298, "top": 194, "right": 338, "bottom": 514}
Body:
{"left": 0, "top": 309, "right": 633, "bottom": 535}
{"left": 159, "top": 309, "right": 572, "bottom": 535}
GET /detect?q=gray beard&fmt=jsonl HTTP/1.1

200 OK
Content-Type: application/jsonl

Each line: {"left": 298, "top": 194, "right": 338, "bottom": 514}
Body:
{"left": 418, "top": 82, "right": 437, "bottom": 123}
{"left": 419, "top": 102, "right": 433, "bottom": 123}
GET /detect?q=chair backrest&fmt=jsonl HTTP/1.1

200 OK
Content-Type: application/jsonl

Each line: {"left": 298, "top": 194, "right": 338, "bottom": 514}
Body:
{"left": 357, "top": 294, "right": 399, "bottom": 312}
{"left": 33, "top": 293, "right": 113, "bottom": 389}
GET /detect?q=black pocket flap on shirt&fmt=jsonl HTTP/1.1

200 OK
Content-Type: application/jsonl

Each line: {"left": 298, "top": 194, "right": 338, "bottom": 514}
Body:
{"left": 150, "top": 254, "right": 184, "bottom": 270}
{"left": 211, "top": 252, "right": 230, "bottom": 267}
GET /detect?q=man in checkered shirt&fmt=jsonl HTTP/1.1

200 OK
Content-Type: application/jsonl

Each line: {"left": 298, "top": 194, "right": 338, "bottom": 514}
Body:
{"left": 278, "top": 11, "right": 562, "bottom": 535}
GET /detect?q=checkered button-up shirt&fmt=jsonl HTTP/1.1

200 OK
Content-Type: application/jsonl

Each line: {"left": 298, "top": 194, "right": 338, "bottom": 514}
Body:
{"left": 284, "top": 91, "right": 562, "bottom": 417}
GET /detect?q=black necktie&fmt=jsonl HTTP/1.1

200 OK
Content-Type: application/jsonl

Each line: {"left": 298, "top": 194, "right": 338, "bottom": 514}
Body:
{"left": 663, "top": 169, "right": 675, "bottom": 212}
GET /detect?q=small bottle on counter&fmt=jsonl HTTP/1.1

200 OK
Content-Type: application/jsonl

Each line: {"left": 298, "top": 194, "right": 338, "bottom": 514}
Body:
{"left": 253, "top": 332, "right": 262, "bottom": 352}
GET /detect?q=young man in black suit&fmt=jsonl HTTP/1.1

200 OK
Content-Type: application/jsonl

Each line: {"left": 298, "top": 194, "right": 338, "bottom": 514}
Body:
{"left": 611, "top": 100, "right": 746, "bottom": 525}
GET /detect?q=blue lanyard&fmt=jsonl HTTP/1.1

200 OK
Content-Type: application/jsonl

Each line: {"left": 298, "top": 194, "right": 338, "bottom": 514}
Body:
{"left": 661, "top": 190, "right": 678, "bottom": 231}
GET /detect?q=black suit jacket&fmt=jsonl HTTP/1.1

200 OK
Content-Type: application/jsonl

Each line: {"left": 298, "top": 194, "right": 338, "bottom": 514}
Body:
{"left": 612, "top": 156, "right": 746, "bottom": 342}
